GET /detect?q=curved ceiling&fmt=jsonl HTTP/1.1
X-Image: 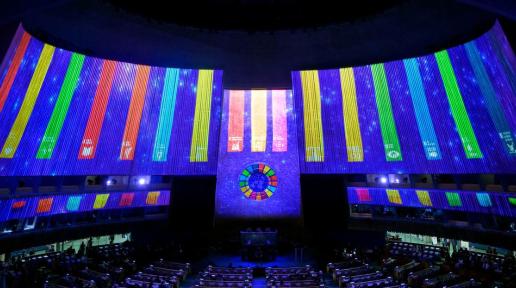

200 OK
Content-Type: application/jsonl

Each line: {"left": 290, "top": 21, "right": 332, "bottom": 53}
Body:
{"left": 0, "top": 0, "right": 511, "bottom": 88}
{"left": 107, "top": 0, "right": 406, "bottom": 31}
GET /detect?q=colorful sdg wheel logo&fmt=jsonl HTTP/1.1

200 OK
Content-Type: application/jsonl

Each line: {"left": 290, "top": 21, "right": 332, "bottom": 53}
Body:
{"left": 239, "top": 163, "right": 277, "bottom": 201}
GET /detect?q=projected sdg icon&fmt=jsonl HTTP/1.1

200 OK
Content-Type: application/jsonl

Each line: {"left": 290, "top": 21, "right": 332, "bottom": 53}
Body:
{"left": 239, "top": 163, "right": 277, "bottom": 201}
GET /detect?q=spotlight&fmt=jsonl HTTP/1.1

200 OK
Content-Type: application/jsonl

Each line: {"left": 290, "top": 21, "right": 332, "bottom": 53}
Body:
{"left": 380, "top": 177, "right": 387, "bottom": 184}
{"left": 138, "top": 178, "right": 146, "bottom": 185}
{"left": 106, "top": 179, "right": 112, "bottom": 186}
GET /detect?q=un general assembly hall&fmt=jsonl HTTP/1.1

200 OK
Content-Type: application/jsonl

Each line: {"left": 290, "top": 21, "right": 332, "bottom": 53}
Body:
{"left": 0, "top": 1, "right": 515, "bottom": 287}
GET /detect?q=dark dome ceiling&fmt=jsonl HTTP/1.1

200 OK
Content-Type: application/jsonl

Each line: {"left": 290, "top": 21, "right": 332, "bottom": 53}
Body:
{"left": 107, "top": 0, "right": 406, "bottom": 31}
{"left": 0, "top": 0, "right": 514, "bottom": 88}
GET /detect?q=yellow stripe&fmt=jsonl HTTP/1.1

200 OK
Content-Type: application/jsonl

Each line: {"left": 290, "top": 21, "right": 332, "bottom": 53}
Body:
{"left": 190, "top": 70, "right": 213, "bottom": 162}
{"left": 300, "top": 71, "right": 324, "bottom": 162}
{"left": 416, "top": 190, "right": 432, "bottom": 206}
{"left": 251, "top": 90, "right": 267, "bottom": 152}
{"left": 386, "top": 189, "right": 402, "bottom": 204}
{"left": 146, "top": 191, "right": 160, "bottom": 205}
{"left": 93, "top": 193, "right": 109, "bottom": 209}
{"left": 0, "top": 44, "right": 55, "bottom": 158}
{"left": 340, "top": 68, "right": 364, "bottom": 162}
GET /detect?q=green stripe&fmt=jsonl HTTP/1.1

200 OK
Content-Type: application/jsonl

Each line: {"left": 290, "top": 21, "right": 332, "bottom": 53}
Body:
{"left": 435, "top": 50, "right": 482, "bottom": 159}
{"left": 37, "top": 53, "right": 85, "bottom": 159}
{"left": 445, "top": 192, "right": 462, "bottom": 207}
{"left": 370, "top": 63, "right": 402, "bottom": 161}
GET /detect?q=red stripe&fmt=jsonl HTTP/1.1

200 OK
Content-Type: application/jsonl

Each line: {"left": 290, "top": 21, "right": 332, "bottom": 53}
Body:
{"left": 119, "top": 192, "right": 134, "bottom": 207}
{"left": 119, "top": 65, "right": 151, "bottom": 160}
{"left": 78, "top": 60, "right": 117, "bottom": 159}
{"left": 0, "top": 32, "right": 31, "bottom": 112}
{"left": 12, "top": 200, "right": 26, "bottom": 209}
{"left": 357, "top": 188, "right": 371, "bottom": 202}
{"left": 227, "top": 90, "right": 244, "bottom": 152}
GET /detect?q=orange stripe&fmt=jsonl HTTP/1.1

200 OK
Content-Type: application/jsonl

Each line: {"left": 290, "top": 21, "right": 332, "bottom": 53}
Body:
{"left": 119, "top": 65, "right": 151, "bottom": 160}
{"left": 78, "top": 60, "right": 117, "bottom": 159}
{"left": 0, "top": 32, "right": 31, "bottom": 112}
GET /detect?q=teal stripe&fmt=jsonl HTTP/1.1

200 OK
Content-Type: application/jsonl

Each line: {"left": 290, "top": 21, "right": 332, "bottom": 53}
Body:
{"left": 435, "top": 50, "right": 483, "bottom": 159}
{"left": 371, "top": 63, "right": 403, "bottom": 161}
{"left": 37, "top": 53, "right": 85, "bottom": 159}
{"left": 66, "top": 195, "right": 82, "bottom": 211}
{"left": 152, "top": 68, "right": 180, "bottom": 161}
{"left": 464, "top": 43, "right": 516, "bottom": 155}
{"left": 403, "top": 58, "right": 442, "bottom": 160}
{"left": 476, "top": 192, "right": 492, "bottom": 207}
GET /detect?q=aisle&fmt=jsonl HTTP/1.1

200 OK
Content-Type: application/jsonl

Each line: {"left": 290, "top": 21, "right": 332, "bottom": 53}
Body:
{"left": 252, "top": 277, "right": 267, "bottom": 288}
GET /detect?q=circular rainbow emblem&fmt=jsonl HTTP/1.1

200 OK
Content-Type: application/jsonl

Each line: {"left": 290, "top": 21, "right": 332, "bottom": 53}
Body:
{"left": 239, "top": 163, "right": 277, "bottom": 201}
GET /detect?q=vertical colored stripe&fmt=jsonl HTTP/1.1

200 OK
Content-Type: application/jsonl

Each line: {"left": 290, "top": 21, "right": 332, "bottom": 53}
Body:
{"left": 386, "top": 189, "right": 402, "bottom": 204}
{"left": 371, "top": 64, "right": 402, "bottom": 161}
{"left": 152, "top": 68, "right": 180, "bottom": 161}
{"left": 146, "top": 191, "right": 160, "bottom": 205}
{"left": 464, "top": 43, "right": 516, "bottom": 155}
{"left": 0, "top": 32, "right": 31, "bottom": 112}
{"left": 119, "top": 192, "right": 134, "bottom": 207}
{"left": 93, "top": 193, "right": 109, "bottom": 209}
{"left": 190, "top": 70, "right": 213, "bottom": 162}
{"left": 445, "top": 192, "right": 462, "bottom": 207}
{"left": 37, "top": 197, "right": 53, "bottom": 213}
{"left": 356, "top": 188, "right": 371, "bottom": 202}
{"left": 476, "top": 192, "right": 492, "bottom": 207}
{"left": 12, "top": 200, "right": 26, "bottom": 209}
{"left": 37, "top": 53, "right": 85, "bottom": 159}
{"left": 66, "top": 196, "right": 82, "bottom": 211}
{"left": 78, "top": 60, "right": 117, "bottom": 159}
{"left": 416, "top": 190, "right": 432, "bottom": 207}
{"left": 339, "top": 68, "right": 364, "bottom": 162}
{"left": 251, "top": 90, "right": 267, "bottom": 152}
{"left": 300, "top": 70, "right": 324, "bottom": 162}
{"left": 435, "top": 50, "right": 483, "bottom": 159}
{"left": 403, "top": 58, "right": 442, "bottom": 160}
{"left": 0, "top": 44, "right": 55, "bottom": 158}
{"left": 227, "top": 90, "right": 245, "bottom": 152}
{"left": 272, "top": 90, "right": 288, "bottom": 152}
{"left": 120, "top": 65, "right": 151, "bottom": 160}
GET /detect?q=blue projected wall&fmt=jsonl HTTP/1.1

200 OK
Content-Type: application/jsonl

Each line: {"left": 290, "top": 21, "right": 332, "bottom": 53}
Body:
{"left": 215, "top": 90, "right": 301, "bottom": 219}
{"left": 0, "top": 25, "right": 222, "bottom": 176}
{"left": 347, "top": 187, "right": 516, "bottom": 217}
{"left": 0, "top": 190, "right": 170, "bottom": 222}
{"left": 292, "top": 22, "right": 516, "bottom": 174}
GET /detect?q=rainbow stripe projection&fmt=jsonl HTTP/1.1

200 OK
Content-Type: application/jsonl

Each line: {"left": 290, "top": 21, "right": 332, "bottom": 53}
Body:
{"left": 215, "top": 90, "right": 301, "bottom": 219}
{"left": 347, "top": 187, "right": 516, "bottom": 217}
{"left": 292, "top": 22, "right": 516, "bottom": 173}
{"left": 0, "top": 190, "right": 170, "bottom": 222}
{"left": 0, "top": 25, "right": 222, "bottom": 176}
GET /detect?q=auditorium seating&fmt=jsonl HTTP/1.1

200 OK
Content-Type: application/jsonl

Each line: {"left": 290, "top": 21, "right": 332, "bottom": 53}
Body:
{"left": 0, "top": 241, "right": 191, "bottom": 288}
{"left": 325, "top": 241, "right": 504, "bottom": 288}
{"left": 266, "top": 265, "right": 323, "bottom": 288}
{"left": 406, "top": 266, "right": 440, "bottom": 286}
{"left": 195, "top": 266, "right": 253, "bottom": 288}
{"left": 388, "top": 242, "right": 444, "bottom": 263}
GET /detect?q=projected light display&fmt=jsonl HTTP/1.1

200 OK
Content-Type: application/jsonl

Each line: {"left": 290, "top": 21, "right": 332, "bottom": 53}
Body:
{"left": 0, "top": 25, "right": 222, "bottom": 176}
{"left": 292, "top": 22, "right": 516, "bottom": 173}
{"left": 347, "top": 187, "right": 516, "bottom": 217}
{"left": 215, "top": 90, "right": 301, "bottom": 219}
{"left": 239, "top": 163, "right": 277, "bottom": 201}
{"left": 0, "top": 190, "right": 170, "bottom": 222}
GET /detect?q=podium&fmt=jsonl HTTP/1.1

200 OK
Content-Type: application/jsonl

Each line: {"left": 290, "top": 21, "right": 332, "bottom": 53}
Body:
{"left": 240, "top": 229, "right": 277, "bottom": 261}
